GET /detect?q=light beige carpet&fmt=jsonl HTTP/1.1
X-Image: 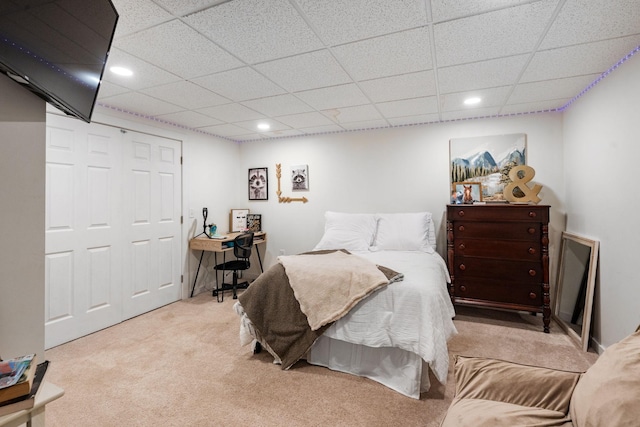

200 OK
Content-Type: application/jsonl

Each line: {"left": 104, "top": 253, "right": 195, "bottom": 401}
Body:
{"left": 43, "top": 293, "right": 598, "bottom": 427}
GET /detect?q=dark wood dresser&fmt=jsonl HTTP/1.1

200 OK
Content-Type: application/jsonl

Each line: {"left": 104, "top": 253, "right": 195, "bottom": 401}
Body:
{"left": 446, "top": 204, "right": 551, "bottom": 332}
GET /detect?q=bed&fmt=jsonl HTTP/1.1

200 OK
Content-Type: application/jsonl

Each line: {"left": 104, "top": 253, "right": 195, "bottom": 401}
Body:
{"left": 234, "top": 211, "right": 457, "bottom": 399}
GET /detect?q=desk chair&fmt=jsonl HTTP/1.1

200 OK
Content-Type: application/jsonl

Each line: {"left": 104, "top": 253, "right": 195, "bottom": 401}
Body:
{"left": 213, "top": 232, "right": 254, "bottom": 302}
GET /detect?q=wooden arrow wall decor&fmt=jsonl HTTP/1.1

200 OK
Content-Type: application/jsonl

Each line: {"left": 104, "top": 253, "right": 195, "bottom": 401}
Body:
{"left": 276, "top": 163, "right": 308, "bottom": 203}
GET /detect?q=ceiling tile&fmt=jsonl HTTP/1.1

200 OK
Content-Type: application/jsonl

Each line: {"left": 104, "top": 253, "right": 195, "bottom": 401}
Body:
{"left": 440, "top": 106, "right": 502, "bottom": 121}
{"left": 507, "top": 74, "right": 600, "bottom": 105}
{"left": 152, "top": 0, "right": 229, "bottom": 16}
{"left": 339, "top": 119, "right": 390, "bottom": 131}
{"left": 431, "top": 0, "right": 538, "bottom": 22}
{"left": 97, "top": 81, "right": 131, "bottom": 99}
{"left": 296, "top": 0, "right": 428, "bottom": 46}
{"left": 377, "top": 97, "right": 438, "bottom": 118}
{"left": 359, "top": 71, "right": 436, "bottom": 103}
{"left": 434, "top": 1, "right": 558, "bottom": 67}
{"left": 241, "top": 94, "right": 314, "bottom": 117}
{"left": 184, "top": 0, "right": 324, "bottom": 63}
{"left": 322, "top": 104, "right": 383, "bottom": 124}
{"left": 197, "top": 103, "right": 265, "bottom": 122}
{"left": 154, "top": 110, "right": 224, "bottom": 128}
{"left": 440, "top": 86, "right": 513, "bottom": 112}
{"left": 500, "top": 99, "right": 567, "bottom": 115}
{"left": 192, "top": 67, "right": 286, "bottom": 101}
{"left": 255, "top": 50, "right": 352, "bottom": 92}
{"left": 275, "top": 112, "right": 335, "bottom": 128}
{"left": 110, "top": 0, "right": 173, "bottom": 37}
{"left": 234, "top": 118, "right": 291, "bottom": 133}
{"left": 103, "top": 48, "right": 181, "bottom": 90}
{"left": 99, "top": 92, "right": 184, "bottom": 116}
{"left": 438, "top": 55, "right": 529, "bottom": 94}
{"left": 332, "top": 28, "right": 432, "bottom": 81}
{"left": 541, "top": 0, "right": 640, "bottom": 50}
{"left": 141, "top": 81, "right": 230, "bottom": 109}
{"left": 295, "top": 84, "right": 369, "bottom": 110}
{"left": 521, "top": 35, "right": 640, "bottom": 82}
{"left": 117, "top": 20, "right": 243, "bottom": 78}
{"left": 198, "top": 123, "right": 253, "bottom": 137}
{"left": 299, "top": 124, "right": 346, "bottom": 134}
{"left": 387, "top": 113, "right": 440, "bottom": 126}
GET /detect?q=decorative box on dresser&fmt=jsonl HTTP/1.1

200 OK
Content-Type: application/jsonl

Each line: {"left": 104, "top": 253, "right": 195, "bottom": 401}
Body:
{"left": 446, "top": 204, "right": 551, "bottom": 333}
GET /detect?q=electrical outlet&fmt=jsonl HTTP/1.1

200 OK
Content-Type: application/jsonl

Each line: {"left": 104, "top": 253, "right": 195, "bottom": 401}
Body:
{"left": 189, "top": 208, "right": 195, "bottom": 218}
{"left": 279, "top": 249, "right": 285, "bottom": 255}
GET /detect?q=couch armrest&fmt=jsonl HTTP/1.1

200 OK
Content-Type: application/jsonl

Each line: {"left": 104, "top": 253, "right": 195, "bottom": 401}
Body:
{"left": 453, "top": 355, "right": 582, "bottom": 413}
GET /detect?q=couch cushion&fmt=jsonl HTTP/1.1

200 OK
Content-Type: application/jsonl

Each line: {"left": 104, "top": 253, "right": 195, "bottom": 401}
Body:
{"left": 570, "top": 330, "right": 640, "bottom": 427}
{"left": 452, "top": 356, "right": 581, "bottom": 412}
{"left": 440, "top": 398, "right": 573, "bottom": 427}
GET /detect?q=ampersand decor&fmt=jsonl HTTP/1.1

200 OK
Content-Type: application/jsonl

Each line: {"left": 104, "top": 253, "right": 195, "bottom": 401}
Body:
{"left": 504, "top": 165, "right": 542, "bottom": 204}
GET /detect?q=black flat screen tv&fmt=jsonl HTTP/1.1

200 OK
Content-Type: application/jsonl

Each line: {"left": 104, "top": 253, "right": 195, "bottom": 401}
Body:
{"left": 0, "top": 0, "right": 119, "bottom": 122}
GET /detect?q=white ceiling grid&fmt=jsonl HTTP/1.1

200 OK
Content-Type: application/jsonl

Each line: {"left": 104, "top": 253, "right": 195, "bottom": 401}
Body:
{"left": 97, "top": 0, "right": 640, "bottom": 141}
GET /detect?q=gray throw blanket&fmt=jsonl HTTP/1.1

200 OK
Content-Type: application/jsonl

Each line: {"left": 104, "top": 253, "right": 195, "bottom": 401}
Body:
{"left": 238, "top": 250, "right": 403, "bottom": 370}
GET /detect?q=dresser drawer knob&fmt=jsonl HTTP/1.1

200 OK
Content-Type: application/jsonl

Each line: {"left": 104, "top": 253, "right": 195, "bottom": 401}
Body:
{"left": 529, "top": 269, "right": 536, "bottom": 277}
{"left": 459, "top": 264, "right": 466, "bottom": 271}
{"left": 528, "top": 227, "right": 535, "bottom": 234}
{"left": 458, "top": 210, "right": 465, "bottom": 217}
{"left": 528, "top": 211, "right": 537, "bottom": 218}
{"left": 529, "top": 292, "right": 537, "bottom": 299}
{"left": 528, "top": 247, "right": 536, "bottom": 255}
{"left": 458, "top": 243, "right": 466, "bottom": 250}
{"left": 458, "top": 225, "right": 465, "bottom": 232}
{"left": 460, "top": 285, "right": 467, "bottom": 292}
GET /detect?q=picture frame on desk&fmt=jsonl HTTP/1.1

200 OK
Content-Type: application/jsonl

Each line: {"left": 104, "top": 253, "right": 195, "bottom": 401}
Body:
{"left": 248, "top": 167, "right": 268, "bottom": 200}
{"left": 247, "top": 214, "right": 261, "bottom": 232}
{"left": 230, "top": 209, "right": 249, "bottom": 232}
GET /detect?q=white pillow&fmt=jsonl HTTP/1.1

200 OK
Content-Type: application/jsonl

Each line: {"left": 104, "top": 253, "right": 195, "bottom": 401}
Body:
{"left": 313, "top": 212, "right": 378, "bottom": 251}
{"left": 372, "top": 212, "right": 434, "bottom": 253}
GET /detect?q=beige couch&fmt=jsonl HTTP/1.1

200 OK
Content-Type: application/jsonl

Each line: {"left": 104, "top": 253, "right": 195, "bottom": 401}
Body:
{"left": 440, "top": 328, "right": 640, "bottom": 426}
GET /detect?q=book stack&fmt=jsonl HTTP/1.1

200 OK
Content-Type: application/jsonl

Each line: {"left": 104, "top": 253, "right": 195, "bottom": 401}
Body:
{"left": 0, "top": 354, "right": 49, "bottom": 417}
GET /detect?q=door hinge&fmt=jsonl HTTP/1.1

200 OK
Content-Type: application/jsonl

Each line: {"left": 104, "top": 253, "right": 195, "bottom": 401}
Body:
{"left": 181, "top": 274, "right": 183, "bottom": 283}
{"left": 181, "top": 215, "right": 183, "bottom": 224}
{"left": 180, "top": 156, "right": 183, "bottom": 165}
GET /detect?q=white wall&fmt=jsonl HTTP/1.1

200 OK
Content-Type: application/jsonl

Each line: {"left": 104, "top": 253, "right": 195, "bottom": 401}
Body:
{"left": 0, "top": 74, "right": 46, "bottom": 361}
{"left": 563, "top": 52, "right": 640, "bottom": 347}
{"left": 238, "top": 114, "right": 565, "bottom": 272}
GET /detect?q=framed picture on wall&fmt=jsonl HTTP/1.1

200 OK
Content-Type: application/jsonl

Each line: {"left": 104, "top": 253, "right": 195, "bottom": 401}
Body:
{"left": 291, "top": 164, "right": 308, "bottom": 190}
{"left": 230, "top": 209, "right": 249, "bottom": 232}
{"left": 248, "top": 167, "right": 268, "bottom": 200}
{"left": 449, "top": 133, "right": 526, "bottom": 201}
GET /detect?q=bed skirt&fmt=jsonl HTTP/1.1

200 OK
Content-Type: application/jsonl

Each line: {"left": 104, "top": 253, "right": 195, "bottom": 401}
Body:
{"left": 307, "top": 336, "right": 430, "bottom": 399}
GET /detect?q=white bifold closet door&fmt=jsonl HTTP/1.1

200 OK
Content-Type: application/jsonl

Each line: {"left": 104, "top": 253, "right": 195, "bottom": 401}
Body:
{"left": 45, "top": 114, "right": 182, "bottom": 349}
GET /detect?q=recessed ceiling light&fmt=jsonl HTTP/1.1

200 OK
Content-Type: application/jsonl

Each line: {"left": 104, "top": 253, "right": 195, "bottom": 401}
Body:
{"left": 110, "top": 66, "right": 133, "bottom": 76}
{"left": 464, "top": 97, "right": 481, "bottom": 105}
{"left": 257, "top": 123, "right": 270, "bottom": 131}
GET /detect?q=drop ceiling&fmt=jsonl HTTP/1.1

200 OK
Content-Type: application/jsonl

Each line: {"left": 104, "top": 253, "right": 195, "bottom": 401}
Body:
{"left": 98, "top": 0, "right": 640, "bottom": 142}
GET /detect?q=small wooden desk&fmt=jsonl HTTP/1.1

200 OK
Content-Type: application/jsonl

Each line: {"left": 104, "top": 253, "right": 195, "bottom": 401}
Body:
{"left": 0, "top": 382, "right": 64, "bottom": 427}
{"left": 189, "top": 231, "right": 267, "bottom": 298}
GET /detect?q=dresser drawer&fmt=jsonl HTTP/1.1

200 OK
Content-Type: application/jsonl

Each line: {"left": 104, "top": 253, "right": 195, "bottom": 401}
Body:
{"left": 448, "top": 205, "right": 549, "bottom": 222}
{"left": 453, "top": 238, "right": 541, "bottom": 261}
{"left": 452, "top": 221, "right": 541, "bottom": 241}
{"left": 453, "top": 256, "right": 542, "bottom": 284}
{"left": 454, "top": 279, "right": 543, "bottom": 307}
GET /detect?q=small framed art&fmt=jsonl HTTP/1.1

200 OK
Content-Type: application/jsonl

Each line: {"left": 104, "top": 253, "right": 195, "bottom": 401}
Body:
{"left": 230, "top": 209, "right": 249, "bottom": 232}
{"left": 451, "top": 182, "right": 482, "bottom": 204}
{"left": 246, "top": 214, "right": 262, "bottom": 232}
{"left": 248, "top": 167, "right": 268, "bottom": 200}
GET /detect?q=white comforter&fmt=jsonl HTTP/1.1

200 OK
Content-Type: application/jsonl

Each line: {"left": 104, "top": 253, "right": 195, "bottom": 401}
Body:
{"left": 320, "top": 250, "right": 457, "bottom": 385}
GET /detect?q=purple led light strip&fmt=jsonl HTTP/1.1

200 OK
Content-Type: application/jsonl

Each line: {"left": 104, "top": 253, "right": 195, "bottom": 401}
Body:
{"left": 96, "top": 45, "right": 640, "bottom": 143}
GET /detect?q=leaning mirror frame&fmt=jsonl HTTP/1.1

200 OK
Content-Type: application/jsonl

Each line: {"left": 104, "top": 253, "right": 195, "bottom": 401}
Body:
{"left": 553, "top": 231, "right": 599, "bottom": 352}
